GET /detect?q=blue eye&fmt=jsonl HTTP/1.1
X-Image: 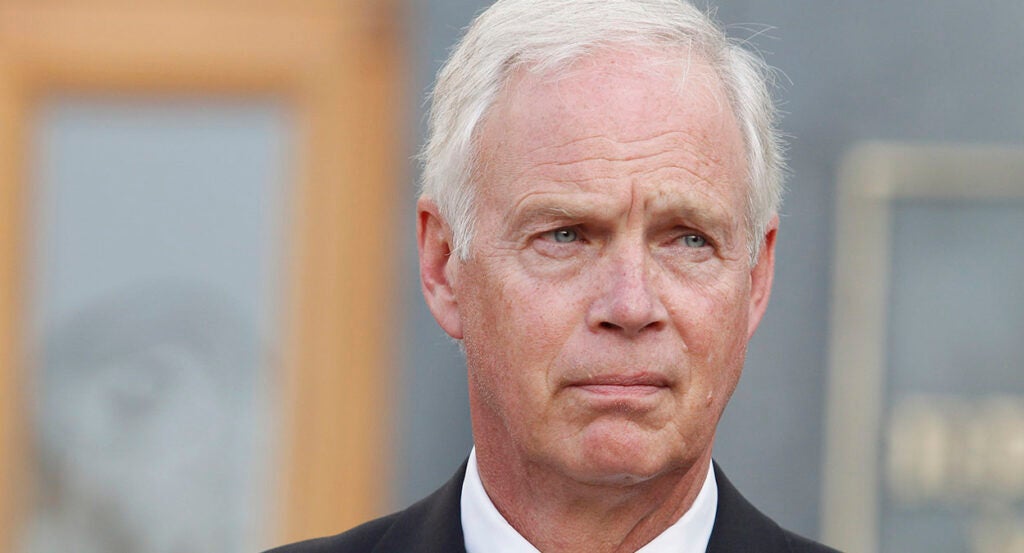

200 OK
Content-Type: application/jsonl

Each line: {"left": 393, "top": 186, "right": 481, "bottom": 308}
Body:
{"left": 550, "top": 228, "right": 579, "bottom": 243}
{"left": 682, "top": 234, "right": 706, "bottom": 248}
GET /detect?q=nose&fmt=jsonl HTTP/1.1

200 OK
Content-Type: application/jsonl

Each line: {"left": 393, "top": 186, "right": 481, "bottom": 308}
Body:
{"left": 586, "top": 243, "right": 669, "bottom": 336}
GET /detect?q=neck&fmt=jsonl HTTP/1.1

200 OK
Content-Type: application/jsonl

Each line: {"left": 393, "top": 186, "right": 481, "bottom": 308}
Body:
{"left": 473, "top": 442, "right": 713, "bottom": 553}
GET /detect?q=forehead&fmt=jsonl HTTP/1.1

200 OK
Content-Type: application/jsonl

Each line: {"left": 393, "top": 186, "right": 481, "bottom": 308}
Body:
{"left": 476, "top": 48, "right": 747, "bottom": 195}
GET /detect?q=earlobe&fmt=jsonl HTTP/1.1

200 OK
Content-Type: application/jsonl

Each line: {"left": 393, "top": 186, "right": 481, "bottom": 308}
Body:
{"left": 746, "top": 216, "right": 778, "bottom": 339}
{"left": 417, "top": 198, "right": 464, "bottom": 339}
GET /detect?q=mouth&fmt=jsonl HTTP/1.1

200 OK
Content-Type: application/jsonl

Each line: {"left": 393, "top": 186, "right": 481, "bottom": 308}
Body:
{"left": 565, "top": 372, "right": 672, "bottom": 398}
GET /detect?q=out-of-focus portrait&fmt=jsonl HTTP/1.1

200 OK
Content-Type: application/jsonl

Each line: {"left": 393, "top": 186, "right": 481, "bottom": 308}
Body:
{"left": 0, "top": 2, "right": 1021, "bottom": 553}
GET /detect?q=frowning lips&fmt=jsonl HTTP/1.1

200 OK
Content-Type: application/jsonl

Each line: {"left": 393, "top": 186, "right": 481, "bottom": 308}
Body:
{"left": 562, "top": 372, "right": 673, "bottom": 397}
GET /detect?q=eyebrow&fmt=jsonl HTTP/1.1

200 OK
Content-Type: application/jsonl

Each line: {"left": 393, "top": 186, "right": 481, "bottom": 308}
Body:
{"left": 662, "top": 201, "right": 731, "bottom": 231}
{"left": 513, "top": 204, "right": 586, "bottom": 224}
{"left": 506, "top": 196, "right": 614, "bottom": 232}
{"left": 500, "top": 205, "right": 580, "bottom": 244}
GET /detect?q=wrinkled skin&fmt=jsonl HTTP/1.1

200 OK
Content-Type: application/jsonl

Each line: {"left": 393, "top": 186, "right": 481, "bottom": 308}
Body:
{"left": 418, "top": 49, "right": 777, "bottom": 551}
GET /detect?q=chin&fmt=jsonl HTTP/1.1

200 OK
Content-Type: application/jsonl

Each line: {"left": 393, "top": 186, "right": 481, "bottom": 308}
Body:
{"left": 566, "top": 454, "right": 670, "bottom": 487}
{"left": 562, "top": 423, "right": 683, "bottom": 485}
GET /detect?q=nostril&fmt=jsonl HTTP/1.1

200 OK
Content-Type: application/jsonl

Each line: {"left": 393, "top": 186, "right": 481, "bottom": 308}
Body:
{"left": 599, "top": 321, "right": 619, "bottom": 330}
{"left": 644, "top": 320, "right": 666, "bottom": 332}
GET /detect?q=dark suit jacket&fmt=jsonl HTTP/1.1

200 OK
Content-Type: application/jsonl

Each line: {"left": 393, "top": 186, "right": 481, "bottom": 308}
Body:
{"left": 265, "top": 462, "right": 840, "bottom": 553}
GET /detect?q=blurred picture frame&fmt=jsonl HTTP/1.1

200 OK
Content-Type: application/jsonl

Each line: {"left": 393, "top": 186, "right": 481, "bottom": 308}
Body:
{"left": 821, "top": 142, "right": 1024, "bottom": 552}
{"left": 0, "top": 1, "right": 403, "bottom": 549}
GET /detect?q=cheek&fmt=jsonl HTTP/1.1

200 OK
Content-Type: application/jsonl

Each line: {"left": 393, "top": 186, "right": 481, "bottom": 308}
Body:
{"left": 478, "top": 261, "right": 584, "bottom": 339}
{"left": 460, "top": 267, "right": 581, "bottom": 397}
{"left": 667, "top": 277, "right": 750, "bottom": 384}
{"left": 668, "top": 283, "right": 746, "bottom": 346}
{"left": 704, "top": 307, "right": 750, "bottom": 402}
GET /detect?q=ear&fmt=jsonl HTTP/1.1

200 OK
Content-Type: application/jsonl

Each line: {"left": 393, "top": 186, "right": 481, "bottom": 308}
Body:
{"left": 417, "top": 197, "right": 464, "bottom": 339}
{"left": 746, "top": 215, "right": 778, "bottom": 340}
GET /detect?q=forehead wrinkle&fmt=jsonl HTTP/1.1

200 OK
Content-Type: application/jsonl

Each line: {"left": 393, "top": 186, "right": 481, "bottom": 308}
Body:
{"left": 503, "top": 59, "right": 725, "bottom": 146}
{"left": 525, "top": 149, "right": 683, "bottom": 175}
{"left": 520, "top": 132, "right": 609, "bottom": 158}
{"left": 482, "top": 58, "right": 744, "bottom": 182}
{"left": 521, "top": 128, "right": 707, "bottom": 159}
{"left": 515, "top": 151, "right": 736, "bottom": 202}
{"left": 502, "top": 135, "right": 742, "bottom": 216}
{"left": 519, "top": 128, "right": 734, "bottom": 180}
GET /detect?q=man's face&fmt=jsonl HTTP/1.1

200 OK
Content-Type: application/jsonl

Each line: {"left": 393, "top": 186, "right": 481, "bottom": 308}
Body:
{"left": 419, "top": 49, "right": 776, "bottom": 486}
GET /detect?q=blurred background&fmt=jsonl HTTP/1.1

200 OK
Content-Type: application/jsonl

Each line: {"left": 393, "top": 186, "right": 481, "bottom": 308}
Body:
{"left": 0, "top": 1, "right": 1021, "bottom": 552}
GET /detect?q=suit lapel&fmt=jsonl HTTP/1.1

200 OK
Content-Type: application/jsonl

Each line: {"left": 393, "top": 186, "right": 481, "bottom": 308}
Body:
{"left": 706, "top": 463, "right": 792, "bottom": 552}
{"left": 371, "top": 461, "right": 468, "bottom": 553}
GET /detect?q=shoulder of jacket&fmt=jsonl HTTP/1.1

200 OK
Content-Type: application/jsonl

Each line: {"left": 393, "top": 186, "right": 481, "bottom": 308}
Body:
{"left": 781, "top": 527, "right": 844, "bottom": 553}
{"left": 261, "top": 512, "right": 401, "bottom": 553}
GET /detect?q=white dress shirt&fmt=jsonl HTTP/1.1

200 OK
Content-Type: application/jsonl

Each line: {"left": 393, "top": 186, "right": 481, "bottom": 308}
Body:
{"left": 461, "top": 448, "right": 718, "bottom": 553}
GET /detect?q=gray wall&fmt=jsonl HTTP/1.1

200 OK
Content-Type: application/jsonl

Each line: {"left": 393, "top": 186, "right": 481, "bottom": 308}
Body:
{"left": 396, "top": 0, "right": 1024, "bottom": 541}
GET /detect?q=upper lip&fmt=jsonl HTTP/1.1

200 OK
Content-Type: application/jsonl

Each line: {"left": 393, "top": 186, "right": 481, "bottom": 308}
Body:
{"left": 566, "top": 372, "right": 672, "bottom": 388}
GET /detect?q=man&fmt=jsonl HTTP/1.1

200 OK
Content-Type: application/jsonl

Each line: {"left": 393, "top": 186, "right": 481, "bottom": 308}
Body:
{"left": 269, "top": 0, "right": 838, "bottom": 551}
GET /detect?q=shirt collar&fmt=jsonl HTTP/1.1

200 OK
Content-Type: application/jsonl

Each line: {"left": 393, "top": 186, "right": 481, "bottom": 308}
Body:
{"left": 460, "top": 448, "right": 718, "bottom": 553}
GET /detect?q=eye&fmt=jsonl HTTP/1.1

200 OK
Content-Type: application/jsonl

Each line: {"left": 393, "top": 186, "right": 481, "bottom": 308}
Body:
{"left": 547, "top": 227, "right": 579, "bottom": 243}
{"left": 681, "top": 234, "right": 707, "bottom": 248}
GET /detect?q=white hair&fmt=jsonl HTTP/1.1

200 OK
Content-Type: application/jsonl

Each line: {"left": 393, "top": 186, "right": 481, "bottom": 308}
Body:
{"left": 420, "top": 0, "right": 785, "bottom": 264}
